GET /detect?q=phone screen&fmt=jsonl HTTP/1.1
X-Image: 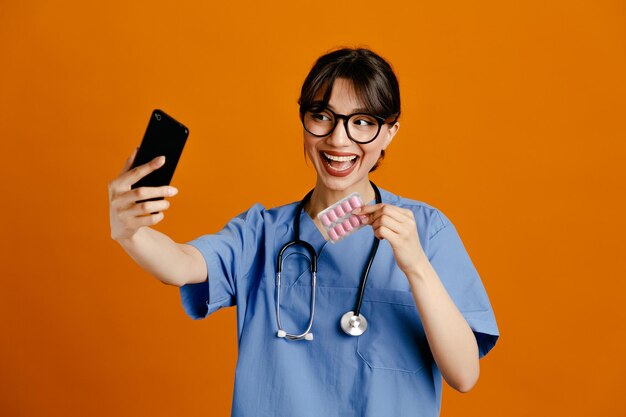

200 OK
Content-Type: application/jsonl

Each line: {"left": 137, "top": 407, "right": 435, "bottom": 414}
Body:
{"left": 130, "top": 109, "right": 189, "bottom": 203}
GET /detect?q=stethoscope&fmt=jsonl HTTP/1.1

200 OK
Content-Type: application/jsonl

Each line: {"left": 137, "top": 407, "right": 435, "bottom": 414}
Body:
{"left": 275, "top": 182, "right": 381, "bottom": 341}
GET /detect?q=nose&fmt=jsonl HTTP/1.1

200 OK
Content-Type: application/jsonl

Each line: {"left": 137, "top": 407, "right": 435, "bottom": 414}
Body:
{"left": 326, "top": 119, "right": 352, "bottom": 147}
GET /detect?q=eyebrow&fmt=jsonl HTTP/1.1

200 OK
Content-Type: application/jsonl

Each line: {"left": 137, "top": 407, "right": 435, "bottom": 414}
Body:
{"left": 312, "top": 101, "right": 371, "bottom": 114}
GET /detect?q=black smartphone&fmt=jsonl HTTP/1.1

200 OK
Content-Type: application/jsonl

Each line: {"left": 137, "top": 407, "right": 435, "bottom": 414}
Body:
{"left": 130, "top": 109, "right": 189, "bottom": 205}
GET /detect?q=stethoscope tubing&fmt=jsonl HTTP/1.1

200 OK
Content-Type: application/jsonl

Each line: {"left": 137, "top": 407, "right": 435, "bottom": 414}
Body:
{"left": 276, "top": 239, "right": 317, "bottom": 341}
{"left": 354, "top": 233, "right": 380, "bottom": 317}
{"left": 275, "top": 182, "right": 381, "bottom": 340}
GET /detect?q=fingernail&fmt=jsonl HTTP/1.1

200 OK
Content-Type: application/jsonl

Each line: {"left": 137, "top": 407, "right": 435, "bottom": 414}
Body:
{"left": 168, "top": 187, "right": 178, "bottom": 196}
{"left": 157, "top": 156, "right": 165, "bottom": 164}
{"left": 352, "top": 207, "right": 361, "bottom": 214}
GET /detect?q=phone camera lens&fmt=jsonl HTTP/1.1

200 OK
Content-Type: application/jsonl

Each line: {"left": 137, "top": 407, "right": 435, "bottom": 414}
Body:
{"left": 155, "top": 113, "right": 162, "bottom": 121}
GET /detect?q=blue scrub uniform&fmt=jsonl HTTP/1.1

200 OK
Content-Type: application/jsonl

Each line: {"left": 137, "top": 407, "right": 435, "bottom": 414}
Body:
{"left": 180, "top": 188, "right": 499, "bottom": 417}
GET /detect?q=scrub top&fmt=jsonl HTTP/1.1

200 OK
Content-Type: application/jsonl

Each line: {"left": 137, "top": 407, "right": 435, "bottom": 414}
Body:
{"left": 180, "top": 188, "right": 499, "bottom": 417}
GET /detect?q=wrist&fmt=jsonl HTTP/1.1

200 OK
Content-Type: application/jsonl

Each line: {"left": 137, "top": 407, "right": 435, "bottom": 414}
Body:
{"left": 116, "top": 227, "right": 146, "bottom": 248}
{"left": 404, "top": 252, "right": 433, "bottom": 283}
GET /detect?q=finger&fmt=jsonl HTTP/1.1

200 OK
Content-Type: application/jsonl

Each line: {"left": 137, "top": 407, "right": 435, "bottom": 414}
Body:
{"left": 372, "top": 225, "right": 399, "bottom": 242}
{"left": 126, "top": 211, "right": 165, "bottom": 228}
{"left": 120, "top": 147, "right": 139, "bottom": 176}
{"left": 115, "top": 185, "right": 178, "bottom": 209}
{"left": 360, "top": 204, "right": 409, "bottom": 225}
{"left": 111, "top": 154, "right": 165, "bottom": 196}
{"left": 398, "top": 207, "right": 415, "bottom": 221}
{"left": 352, "top": 203, "right": 385, "bottom": 215}
{"left": 370, "top": 214, "right": 404, "bottom": 235}
{"left": 126, "top": 199, "right": 171, "bottom": 217}
{"left": 354, "top": 203, "right": 409, "bottom": 221}
{"left": 119, "top": 155, "right": 166, "bottom": 190}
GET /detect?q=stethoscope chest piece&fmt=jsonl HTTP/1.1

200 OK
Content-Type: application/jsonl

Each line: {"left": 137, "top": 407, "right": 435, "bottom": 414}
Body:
{"left": 340, "top": 311, "right": 368, "bottom": 336}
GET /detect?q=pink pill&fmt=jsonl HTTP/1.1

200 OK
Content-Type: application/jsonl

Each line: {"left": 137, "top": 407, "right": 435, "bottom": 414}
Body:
{"left": 328, "top": 228, "right": 339, "bottom": 241}
{"left": 342, "top": 201, "right": 352, "bottom": 212}
{"left": 320, "top": 214, "right": 331, "bottom": 227}
{"left": 335, "top": 205, "right": 345, "bottom": 217}
{"left": 328, "top": 211, "right": 338, "bottom": 222}
{"left": 349, "top": 196, "right": 362, "bottom": 208}
{"left": 342, "top": 219, "right": 353, "bottom": 232}
{"left": 349, "top": 215, "right": 360, "bottom": 227}
{"left": 334, "top": 224, "right": 346, "bottom": 236}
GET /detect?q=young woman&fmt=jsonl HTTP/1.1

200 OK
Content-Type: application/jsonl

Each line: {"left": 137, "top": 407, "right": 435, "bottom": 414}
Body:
{"left": 108, "top": 48, "right": 499, "bottom": 417}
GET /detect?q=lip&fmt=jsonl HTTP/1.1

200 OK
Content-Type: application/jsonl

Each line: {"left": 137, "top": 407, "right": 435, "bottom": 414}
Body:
{"left": 321, "top": 150, "right": 359, "bottom": 157}
{"left": 319, "top": 151, "right": 359, "bottom": 177}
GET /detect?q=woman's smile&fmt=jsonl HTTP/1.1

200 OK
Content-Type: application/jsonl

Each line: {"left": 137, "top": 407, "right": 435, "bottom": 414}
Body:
{"left": 320, "top": 151, "right": 360, "bottom": 176}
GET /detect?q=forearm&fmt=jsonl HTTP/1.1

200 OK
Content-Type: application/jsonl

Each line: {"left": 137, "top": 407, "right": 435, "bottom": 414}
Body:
{"left": 115, "top": 227, "right": 203, "bottom": 287}
{"left": 407, "top": 257, "right": 479, "bottom": 393}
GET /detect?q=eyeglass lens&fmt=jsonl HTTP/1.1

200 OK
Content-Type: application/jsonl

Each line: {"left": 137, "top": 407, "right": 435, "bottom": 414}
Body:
{"left": 303, "top": 109, "right": 380, "bottom": 143}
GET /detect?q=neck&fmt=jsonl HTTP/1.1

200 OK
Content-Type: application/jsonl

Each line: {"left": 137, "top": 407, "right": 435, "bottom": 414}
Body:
{"left": 306, "top": 179, "right": 376, "bottom": 218}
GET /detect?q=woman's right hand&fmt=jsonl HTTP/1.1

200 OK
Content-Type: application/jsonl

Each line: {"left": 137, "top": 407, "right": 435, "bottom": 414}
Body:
{"left": 108, "top": 148, "right": 179, "bottom": 242}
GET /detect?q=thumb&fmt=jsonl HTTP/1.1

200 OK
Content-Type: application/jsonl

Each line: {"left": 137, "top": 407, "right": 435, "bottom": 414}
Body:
{"left": 120, "top": 147, "right": 139, "bottom": 175}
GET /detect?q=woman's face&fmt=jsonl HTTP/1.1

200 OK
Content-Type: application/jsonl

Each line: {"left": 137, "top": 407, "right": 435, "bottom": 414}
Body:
{"left": 303, "top": 78, "right": 399, "bottom": 193}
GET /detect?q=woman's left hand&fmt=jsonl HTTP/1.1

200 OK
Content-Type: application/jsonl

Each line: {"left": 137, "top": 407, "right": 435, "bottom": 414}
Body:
{"left": 355, "top": 203, "right": 480, "bottom": 391}
{"left": 353, "top": 203, "right": 428, "bottom": 276}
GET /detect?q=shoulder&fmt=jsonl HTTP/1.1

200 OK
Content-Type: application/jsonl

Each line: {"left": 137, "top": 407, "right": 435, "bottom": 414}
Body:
{"left": 234, "top": 201, "right": 299, "bottom": 228}
{"left": 379, "top": 187, "right": 451, "bottom": 239}
{"left": 264, "top": 200, "right": 300, "bottom": 223}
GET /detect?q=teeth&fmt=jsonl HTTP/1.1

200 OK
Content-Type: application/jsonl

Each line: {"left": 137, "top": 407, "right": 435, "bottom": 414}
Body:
{"left": 323, "top": 152, "right": 357, "bottom": 162}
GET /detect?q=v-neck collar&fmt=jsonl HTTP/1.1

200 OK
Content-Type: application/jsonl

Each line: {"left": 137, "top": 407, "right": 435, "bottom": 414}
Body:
{"left": 299, "top": 208, "right": 329, "bottom": 255}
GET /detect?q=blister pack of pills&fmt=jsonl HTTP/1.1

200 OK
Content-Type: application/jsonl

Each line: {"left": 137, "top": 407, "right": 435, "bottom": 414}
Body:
{"left": 317, "top": 193, "right": 367, "bottom": 243}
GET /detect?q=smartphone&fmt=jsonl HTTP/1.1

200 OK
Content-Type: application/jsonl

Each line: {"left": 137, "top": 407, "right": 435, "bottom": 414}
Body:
{"left": 130, "top": 109, "right": 189, "bottom": 206}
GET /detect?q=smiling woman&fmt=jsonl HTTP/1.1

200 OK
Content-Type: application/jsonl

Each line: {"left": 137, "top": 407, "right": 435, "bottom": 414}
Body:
{"left": 108, "top": 47, "right": 499, "bottom": 417}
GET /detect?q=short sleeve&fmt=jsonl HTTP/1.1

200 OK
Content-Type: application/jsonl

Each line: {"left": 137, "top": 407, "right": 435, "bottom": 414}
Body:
{"left": 427, "top": 211, "right": 499, "bottom": 358}
{"left": 179, "top": 204, "right": 265, "bottom": 319}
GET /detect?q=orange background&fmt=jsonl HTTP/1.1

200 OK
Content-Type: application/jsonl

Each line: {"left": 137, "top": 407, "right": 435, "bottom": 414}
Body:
{"left": 1, "top": 1, "right": 625, "bottom": 416}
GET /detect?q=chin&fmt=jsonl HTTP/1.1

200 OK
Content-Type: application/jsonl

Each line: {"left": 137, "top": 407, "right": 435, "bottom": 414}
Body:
{"left": 317, "top": 169, "right": 367, "bottom": 192}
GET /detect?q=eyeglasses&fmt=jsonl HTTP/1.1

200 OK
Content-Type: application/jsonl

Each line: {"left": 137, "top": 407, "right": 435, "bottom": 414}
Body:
{"left": 301, "top": 106, "right": 388, "bottom": 144}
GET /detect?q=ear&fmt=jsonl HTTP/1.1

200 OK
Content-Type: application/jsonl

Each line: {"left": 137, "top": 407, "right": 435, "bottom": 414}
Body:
{"left": 382, "top": 121, "right": 400, "bottom": 150}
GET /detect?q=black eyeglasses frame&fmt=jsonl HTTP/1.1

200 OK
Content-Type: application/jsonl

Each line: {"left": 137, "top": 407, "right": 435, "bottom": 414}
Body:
{"left": 300, "top": 106, "right": 391, "bottom": 145}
